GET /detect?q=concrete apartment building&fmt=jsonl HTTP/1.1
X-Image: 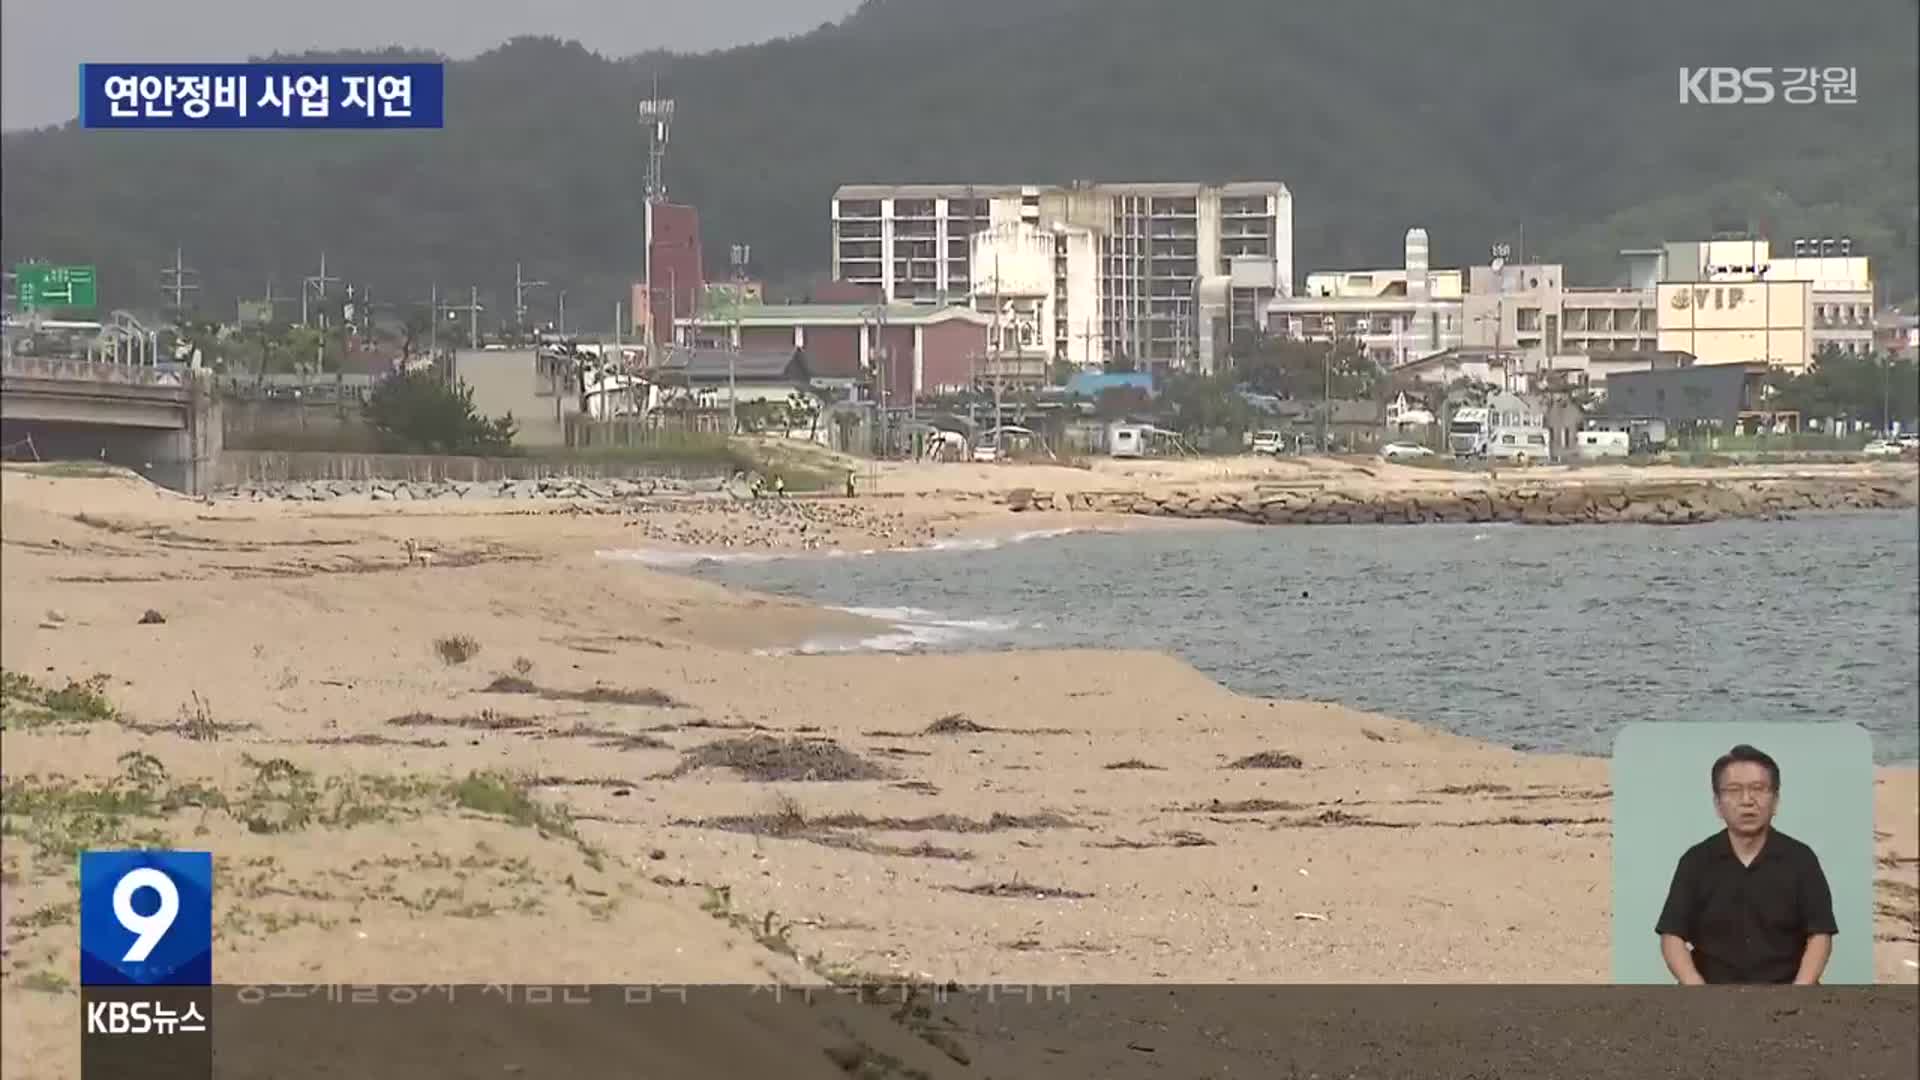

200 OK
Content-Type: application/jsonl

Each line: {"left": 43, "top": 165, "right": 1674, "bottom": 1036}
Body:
{"left": 830, "top": 181, "right": 1293, "bottom": 374}
{"left": 1267, "top": 231, "right": 1660, "bottom": 377}
{"left": 1266, "top": 229, "right": 1466, "bottom": 368}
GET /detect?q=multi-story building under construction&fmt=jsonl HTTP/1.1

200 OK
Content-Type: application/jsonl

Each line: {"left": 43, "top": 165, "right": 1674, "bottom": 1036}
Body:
{"left": 830, "top": 181, "right": 1293, "bottom": 379}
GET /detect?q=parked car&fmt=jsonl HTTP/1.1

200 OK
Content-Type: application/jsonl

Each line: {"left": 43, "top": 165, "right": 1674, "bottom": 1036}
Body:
{"left": 1380, "top": 442, "right": 1435, "bottom": 461}
{"left": 1250, "top": 430, "right": 1286, "bottom": 456}
{"left": 1862, "top": 439, "right": 1903, "bottom": 458}
{"left": 1897, "top": 433, "right": 1920, "bottom": 450}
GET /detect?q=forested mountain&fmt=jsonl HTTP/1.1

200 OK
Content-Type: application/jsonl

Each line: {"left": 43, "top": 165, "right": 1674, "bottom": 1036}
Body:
{"left": 3, "top": 0, "right": 1915, "bottom": 327}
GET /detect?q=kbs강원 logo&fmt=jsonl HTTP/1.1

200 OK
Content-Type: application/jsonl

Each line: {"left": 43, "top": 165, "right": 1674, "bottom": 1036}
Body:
{"left": 79, "top": 851, "right": 213, "bottom": 986}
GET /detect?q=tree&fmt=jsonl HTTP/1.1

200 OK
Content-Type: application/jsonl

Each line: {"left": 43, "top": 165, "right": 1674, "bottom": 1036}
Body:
{"left": 1768, "top": 346, "right": 1920, "bottom": 430}
{"left": 363, "top": 369, "right": 518, "bottom": 454}
{"left": 785, "top": 391, "right": 823, "bottom": 441}
{"left": 2, "top": 11, "right": 1915, "bottom": 318}
{"left": 399, "top": 309, "right": 431, "bottom": 363}
{"left": 1231, "top": 336, "right": 1382, "bottom": 401}
{"left": 1094, "top": 385, "right": 1150, "bottom": 419}
{"left": 1160, "top": 369, "right": 1250, "bottom": 441}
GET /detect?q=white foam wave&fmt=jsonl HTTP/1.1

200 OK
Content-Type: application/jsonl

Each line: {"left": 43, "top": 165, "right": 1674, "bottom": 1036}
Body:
{"left": 756, "top": 605, "right": 1021, "bottom": 656}
{"left": 594, "top": 525, "right": 1089, "bottom": 568}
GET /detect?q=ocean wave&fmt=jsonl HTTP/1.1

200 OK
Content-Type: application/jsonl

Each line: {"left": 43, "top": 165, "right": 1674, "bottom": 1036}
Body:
{"left": 755, "top": 605, "right": 1022, "bottom": 656}
{"left": 594, "top": 526, "right": 1088, "bottom": 567}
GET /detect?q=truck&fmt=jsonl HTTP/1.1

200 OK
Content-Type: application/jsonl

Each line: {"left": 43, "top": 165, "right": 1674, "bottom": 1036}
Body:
{"left": 1448, "top": 407, "right": 1492, "bottom": 457}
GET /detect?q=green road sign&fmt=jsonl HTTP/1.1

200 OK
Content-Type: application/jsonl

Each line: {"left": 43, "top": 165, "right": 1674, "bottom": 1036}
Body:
{"left": 17, "top": 264, "right": 98, "bottom": 310}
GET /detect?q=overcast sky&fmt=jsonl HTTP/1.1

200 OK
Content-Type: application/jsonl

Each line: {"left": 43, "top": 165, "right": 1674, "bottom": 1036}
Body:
{"left": 1, "top": 0, "right": 863, "bottom": 131}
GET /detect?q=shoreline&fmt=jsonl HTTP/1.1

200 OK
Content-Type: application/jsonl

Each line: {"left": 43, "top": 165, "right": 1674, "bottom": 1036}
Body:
{"left": 3, "top": 468, "right": 1916, "bottom": 1074}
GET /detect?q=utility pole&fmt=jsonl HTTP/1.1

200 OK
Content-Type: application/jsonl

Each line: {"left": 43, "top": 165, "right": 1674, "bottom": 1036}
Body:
{"left": 991, "top": 251, "right": 1005, "bottom": 456}
{"left": 436, "top": 287, "right": 482, "bottom": 352}
{"left": 728, "top": 244, "right": 750, "bottom": 436}
{"left": 302, "top": 253, "right": 339, "bottom": 328}
{"left": 160, "top": 247, "right": 200, "bottom": 316}
{"left": 558, "top": 289, "right": 568, "bottom": 337}
{"left": 428, "top": 283, "right": 439, "bottom": 361}
{"left": 514, "top": 262, "right": 547, "bottom": 340}
{"left": 1321, "top": 315, "right": 1334, "bottom": 454}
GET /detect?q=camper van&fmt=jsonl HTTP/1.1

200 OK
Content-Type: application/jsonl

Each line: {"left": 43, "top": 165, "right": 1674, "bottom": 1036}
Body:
{"left": 1486, "top": 427, "right": 1552, "bottom": 465}
{"left": 1575, "top": 429, "right": 1631, "bottom": 459}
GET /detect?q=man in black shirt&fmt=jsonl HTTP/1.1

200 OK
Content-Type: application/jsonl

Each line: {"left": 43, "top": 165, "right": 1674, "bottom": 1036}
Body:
{"left": 1655, "top": 743, "right": 1838, "bottom": 984}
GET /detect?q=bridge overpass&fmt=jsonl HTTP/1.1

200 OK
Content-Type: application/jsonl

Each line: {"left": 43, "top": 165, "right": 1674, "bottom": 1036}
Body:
{"left": 1, "top": 354, "right": 222, "bottom": 495}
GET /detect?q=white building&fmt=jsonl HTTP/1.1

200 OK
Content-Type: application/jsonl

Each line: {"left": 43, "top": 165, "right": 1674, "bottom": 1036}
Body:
{"left": 969, "top": 221, "right": 1097, "bottom": 383}
{"left": 1659, "top": 236, "right": 1874, "bottom": 364}
{"left": 1266, "top": 228, "right": 1466, "bottom": 368}
{"left": 830, "top": 181, "right": 1292, "bottom": 373}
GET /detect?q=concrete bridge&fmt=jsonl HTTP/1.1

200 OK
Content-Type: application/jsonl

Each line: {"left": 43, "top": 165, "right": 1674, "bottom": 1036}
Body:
{"left": 1, "top": 354, "right": 223, "bottom": 494}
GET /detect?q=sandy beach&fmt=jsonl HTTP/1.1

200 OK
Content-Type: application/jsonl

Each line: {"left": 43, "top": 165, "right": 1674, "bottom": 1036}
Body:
{"left": 2, "top": 459, "right": 1916, "bottom": 1077}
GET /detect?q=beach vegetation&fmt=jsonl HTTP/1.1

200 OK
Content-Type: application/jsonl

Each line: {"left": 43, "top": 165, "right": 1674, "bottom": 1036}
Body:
{"left": 434, "top": 634, "right": 481, "bottom": 665}
{"left": 363, "top": 369, "right": 518, "bottom": 455}
{"left": 0, "top": 671, "right": 117, "bottom": 730}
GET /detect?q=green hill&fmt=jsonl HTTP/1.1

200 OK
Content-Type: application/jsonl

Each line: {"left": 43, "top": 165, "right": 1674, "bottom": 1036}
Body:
{"left": 3, "top": 0, "right": 1915, "bottom": 325}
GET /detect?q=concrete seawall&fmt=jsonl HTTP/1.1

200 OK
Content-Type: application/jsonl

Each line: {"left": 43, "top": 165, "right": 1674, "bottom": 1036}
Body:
{"left": 217, "top": 450, "right": 730, "bottom": 488}
{"left": 1006, "top": 476, "right": 1920, "bottom": 526}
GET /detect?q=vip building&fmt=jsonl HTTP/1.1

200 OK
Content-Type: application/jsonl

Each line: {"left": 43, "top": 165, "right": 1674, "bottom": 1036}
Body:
{"left": 830, "top": 181, "right": 1293, "bottom": 382}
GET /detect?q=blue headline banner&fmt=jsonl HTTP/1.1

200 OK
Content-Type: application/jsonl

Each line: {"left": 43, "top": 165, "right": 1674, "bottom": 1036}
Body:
{"left": 79, "top": 63, "right": 444, "bottom": 130}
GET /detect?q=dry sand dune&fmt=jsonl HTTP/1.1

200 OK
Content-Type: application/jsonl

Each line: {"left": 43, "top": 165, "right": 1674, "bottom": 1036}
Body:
{"left": 1, "top": 465, "right": 1914, "bottom": 1077}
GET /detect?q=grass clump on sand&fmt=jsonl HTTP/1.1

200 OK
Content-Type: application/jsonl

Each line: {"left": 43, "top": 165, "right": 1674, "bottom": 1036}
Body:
{"left": 1, "top": 671, "right": 117, "bottom": 730}
{"left": 434, "top": 635, "right": 481, "bottom": 665}
{"left": 665, "top": 735, "right": 893, "bottom": 782}
{"left": 1226, "top": 750, "right": 1305, "bottom": 770}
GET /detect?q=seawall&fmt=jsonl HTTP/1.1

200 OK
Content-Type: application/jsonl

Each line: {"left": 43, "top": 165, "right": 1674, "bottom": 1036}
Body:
{"left": 217, "top": 449, "right": 731, "bottom": 488}
{"left": 1006, "top": 475, "right": 1919, "bottom": 526}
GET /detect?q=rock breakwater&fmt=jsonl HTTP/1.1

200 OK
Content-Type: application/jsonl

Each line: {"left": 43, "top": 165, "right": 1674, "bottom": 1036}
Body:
{"left": 1006, "top": 477, "right": 1918, "bottom": 526}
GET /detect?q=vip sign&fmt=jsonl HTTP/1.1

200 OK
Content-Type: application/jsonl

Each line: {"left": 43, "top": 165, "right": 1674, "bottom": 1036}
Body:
{"left": 1668, "top": 287, "right": 1749, "bottom": 311}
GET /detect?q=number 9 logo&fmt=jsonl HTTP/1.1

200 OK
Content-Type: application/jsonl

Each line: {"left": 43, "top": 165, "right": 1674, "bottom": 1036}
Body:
{"left": 113, "top": 867, "right": 180, "bottom": 962}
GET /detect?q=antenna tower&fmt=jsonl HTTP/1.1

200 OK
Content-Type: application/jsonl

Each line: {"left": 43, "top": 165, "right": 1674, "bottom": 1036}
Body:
{"left": 639, "top": 76, "right": 675, "bottom": 206}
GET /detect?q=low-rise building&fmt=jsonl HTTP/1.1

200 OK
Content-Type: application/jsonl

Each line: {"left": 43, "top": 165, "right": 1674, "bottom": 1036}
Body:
{"left": 1266, "top": 228, "right": 1465, "bottom": 369}
{"left": 672, "top": 302, "right": 992, "bottom": 404}
{"left": 1600, "top": 363, "right": 1780, "bottom": 432}
{"left": 452, "top": 347, "right": 579, "bottom": 447}
{"left": 1461, "top": 264, "right": 1660, "bottom": 366}
{"left": 648, "top": 347, "right": 817, "bottom": 407}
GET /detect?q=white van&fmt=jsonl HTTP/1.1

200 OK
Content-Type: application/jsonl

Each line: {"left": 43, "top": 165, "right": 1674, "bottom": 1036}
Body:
{"left": 1487, "top": 427, "right": 1552, "bottom": 465}
{"left": 1576, "top": 429, "right": 1631, "bottom": 459}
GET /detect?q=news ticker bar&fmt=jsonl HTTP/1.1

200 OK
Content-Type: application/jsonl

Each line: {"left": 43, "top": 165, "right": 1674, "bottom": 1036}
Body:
{"left": 78, "top": 63, "right": 444, "bottom": 129}
{"left": 82, "top": 982, "right": 1920, "bottom": 1080}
